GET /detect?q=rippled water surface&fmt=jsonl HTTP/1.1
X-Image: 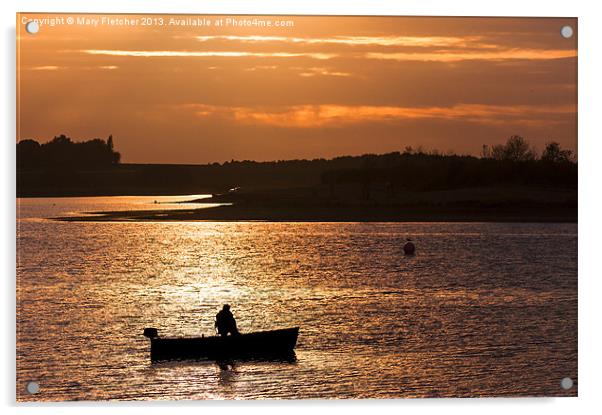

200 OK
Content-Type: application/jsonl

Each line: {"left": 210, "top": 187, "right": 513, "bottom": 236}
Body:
{"left": 16, "top": 196, "right": 577, "bottom": 400}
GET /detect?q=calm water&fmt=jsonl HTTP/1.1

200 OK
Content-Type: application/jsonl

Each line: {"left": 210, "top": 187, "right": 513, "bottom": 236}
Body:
{"left": 16, "top": 196, "right": 577, "bottom": 401}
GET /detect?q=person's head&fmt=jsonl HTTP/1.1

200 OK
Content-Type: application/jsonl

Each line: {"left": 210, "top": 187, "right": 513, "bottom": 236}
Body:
{"left": 222, "top": 304, "right": 230, "bottom": 311}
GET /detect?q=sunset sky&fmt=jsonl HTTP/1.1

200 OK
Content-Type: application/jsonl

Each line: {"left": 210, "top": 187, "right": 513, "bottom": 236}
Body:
{"left": 17, "top": 14, "right": 577, "bottom": 164}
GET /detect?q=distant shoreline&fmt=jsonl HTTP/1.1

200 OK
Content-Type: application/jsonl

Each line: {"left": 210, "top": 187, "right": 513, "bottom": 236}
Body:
{"left": 54, "top": 203, "right": 577, "bottom": 223}
{"left": 16, "top": 189, "right": 217, "bottom": 199}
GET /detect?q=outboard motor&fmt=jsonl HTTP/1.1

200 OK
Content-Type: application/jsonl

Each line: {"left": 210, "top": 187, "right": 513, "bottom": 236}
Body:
{"left": 143, "top": 327, "right": 159, "bottom": 339}
{"left": 403, "top": 239, "right": 416, "bottom": 256}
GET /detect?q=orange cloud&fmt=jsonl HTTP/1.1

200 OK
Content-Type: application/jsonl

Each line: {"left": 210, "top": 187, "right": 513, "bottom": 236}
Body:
{"left": 78, "top": 45, "right": 576, "bottom": 64}
{"left": 182, "top": 103, "right": 575, "bottom": 128}
{"left": 195, "top": 35, "right": 486, "bottom": 48}
{"left": 30, "top": 65, "right": 62, "bottom": 70}
{"left": 27, "top": 65, "right": 119, "bottom": 71}
{"left": 366, "top": 49, "right": 577, "bottom": 62}
{"left": 190, "top": 34, "right": 576, "bottom": 62}
{"left": 297, "top": 67, "right": 352, "bottom": 77}
{"left": 81, "top": 49, "right": 337, "bottom": 60}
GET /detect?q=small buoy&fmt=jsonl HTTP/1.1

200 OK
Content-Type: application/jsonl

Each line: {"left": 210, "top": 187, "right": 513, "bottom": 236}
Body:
{"left": 403, "top": 239, "right": 416, "bottom": 255}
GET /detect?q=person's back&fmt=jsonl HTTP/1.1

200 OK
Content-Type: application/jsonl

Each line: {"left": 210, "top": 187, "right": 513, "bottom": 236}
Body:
{"left": 215, "top": 304, "right": 239, "bottom": 336}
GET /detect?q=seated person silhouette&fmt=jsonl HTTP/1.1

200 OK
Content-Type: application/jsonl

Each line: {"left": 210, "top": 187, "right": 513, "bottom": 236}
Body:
{"left": 215, "top": 304, "right": 239, "bottom": 337}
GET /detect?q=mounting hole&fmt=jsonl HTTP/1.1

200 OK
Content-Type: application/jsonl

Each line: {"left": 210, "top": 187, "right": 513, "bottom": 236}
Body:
{"left": 25, "top": 21, "right": 39, "bottom": 35}
{"left": 26, "top": 381, "right": 40, "bottom": 394}
{"left": 560, "top": 377, "right": 573, "bottom": 390}
{"left": 560, "top": 25, "right": 574, "bottom": 39}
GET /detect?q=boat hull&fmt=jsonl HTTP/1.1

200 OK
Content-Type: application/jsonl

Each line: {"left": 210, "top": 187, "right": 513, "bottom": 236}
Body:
{"left": 147, "top": 327, "right": 299, "bottom": 361}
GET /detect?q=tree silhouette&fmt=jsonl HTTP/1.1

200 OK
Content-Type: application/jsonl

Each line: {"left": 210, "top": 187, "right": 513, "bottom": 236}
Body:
{"left": 16, "top": 139, "right": 41, "bottom": 169}
{"left": 17, "top": 134, "right": 121, "bottom": 169}
{"left": 490, "top": 135, "right": 537, "bottom": 162}
{"left": 541, "top": 142, "right": 574, "bottom": 163}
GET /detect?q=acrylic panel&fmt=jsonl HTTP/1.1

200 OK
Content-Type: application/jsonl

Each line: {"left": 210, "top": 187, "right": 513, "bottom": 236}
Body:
{"left": 16, "top": 13, "right": 577, "bottom": 401}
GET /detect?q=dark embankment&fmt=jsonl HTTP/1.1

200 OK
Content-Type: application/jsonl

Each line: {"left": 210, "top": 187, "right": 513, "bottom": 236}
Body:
{"left": 56, "top": 184, "right": 576, "bottom": 223}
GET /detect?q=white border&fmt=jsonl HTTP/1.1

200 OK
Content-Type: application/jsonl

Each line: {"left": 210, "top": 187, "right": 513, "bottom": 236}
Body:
{"left": 3, "top": 1, "right": 601, "bottom": 414}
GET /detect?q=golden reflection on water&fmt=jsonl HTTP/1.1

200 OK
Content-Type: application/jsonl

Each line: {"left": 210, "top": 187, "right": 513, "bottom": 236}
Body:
{"left": 16, "top": 197, "right": 577, "bottom": 401}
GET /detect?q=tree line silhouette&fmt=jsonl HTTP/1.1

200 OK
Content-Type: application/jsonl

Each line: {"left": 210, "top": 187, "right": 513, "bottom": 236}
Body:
{"left": 16, "top": 134, "right": 576, "bottom": 197}
{"left": 17, "top": 134, "right": 120, "bottom": 170}
{"left": 322, "top": 136, "right": 576, "bottom": 195}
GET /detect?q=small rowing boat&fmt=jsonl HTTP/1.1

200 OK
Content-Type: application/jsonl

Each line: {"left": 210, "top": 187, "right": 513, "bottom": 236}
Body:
{"left": 143, "top": 327, "right": 299, "bottom": 361}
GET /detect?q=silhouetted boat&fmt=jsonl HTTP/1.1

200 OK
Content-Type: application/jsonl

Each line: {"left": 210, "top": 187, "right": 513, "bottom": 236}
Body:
{"left": 143, "top": 327, "right": 299, "bottom": 361}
